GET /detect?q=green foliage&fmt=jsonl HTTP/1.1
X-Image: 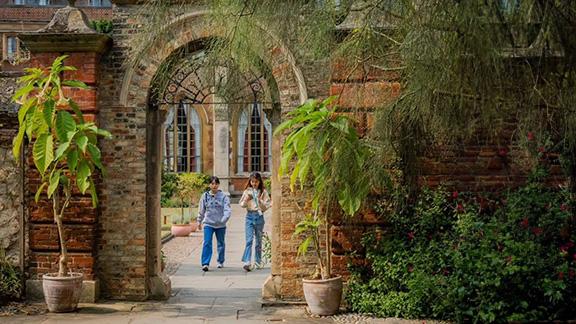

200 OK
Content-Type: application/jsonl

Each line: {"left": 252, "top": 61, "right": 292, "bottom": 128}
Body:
{"left": 173, "top": 172, "right": 210, "bottom": 224}
{"left": 12, "top": 55, "right": 111, "bottom": 276}
{"left": 347, "top": 184, "right": 576, "bottom": 322}
{"left": 161, "top": 172, "right": 179, "bottom": 207}
{"left": 0, "top": 250, "right": 22, "bottom": 305}
{"left": 263, "top": 178, "right": 271, "bottom": 194}
{"left": 90, "top": 20, "right": 113, "bottom": 34}
{"left": 276, "top": 96, "right": 375, "bottom": 279}
{"left": 262, "top": 232, "right": 272, "bottom": 266}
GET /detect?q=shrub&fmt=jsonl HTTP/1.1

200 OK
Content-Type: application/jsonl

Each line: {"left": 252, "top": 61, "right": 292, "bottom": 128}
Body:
{"left": 161, "top": 172, "right": 179, "bottom": 207}
{"left": 90, "top": 20, "right": 113, "bottom": 34}
{"left": 0, "top": 250, "right": 22, "bottom": 305}
{"left": 346, "top": 182, "right": 576, "bottom": 322}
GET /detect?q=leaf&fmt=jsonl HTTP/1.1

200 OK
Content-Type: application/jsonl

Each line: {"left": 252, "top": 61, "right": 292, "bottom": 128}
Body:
{"left": 42, "top": 99, "right": 55, "bottom": 126}
{"left": 86, "top": 143, "right": 103, "bottom": 169}
{"left": 47, "top": 170, "right": 61, "bottom": 198}
{"left": 297, "top": 237, "right": 313, "bottom": 257}
{"left": 96, "top": 129, "right": 112, "bottom": 139}
{"left": 76, "top": 135, "right": 88, "bottom": 153}
{"left": 12, "top": 126, "right": 25, "bottom": 160}
{"left": 62, "top": 80, "right": 88, "bottom": 89}
{"left": 55, "top": 141, "right": 70, "bottom": 160}
{"left": 33, "top": 134, "right": 54, "bottom": 175}
{"left": 51, "top": 55, "right": 68, "bottom": 73}
{"left": 31, "top": 106, "right": 48, "bottom": 135}
{"left": 88, "top": 178, "right": 98, "bottom": 208}
{"left": 76, "top": 159, "right": 91, "bottom": 194}
{"left": 69, "top": 100, "right": 84, "bottom": 123}
{"left": 35, "top": 182, "right": 48, "bottom": 202}
{"left": 12, "top": 83, "right": 34, "bottom": 103}
{"left": 55, "top": 111, "right": 77, "bottom": 142}
{"left": 24, "top": 107, "right": 36, "bottom": 139}
{"left": 17, "top": 99, "right": 34, "bottom": 125}
{"left": 67, "top": 150, "right": 79, "bottom": 172}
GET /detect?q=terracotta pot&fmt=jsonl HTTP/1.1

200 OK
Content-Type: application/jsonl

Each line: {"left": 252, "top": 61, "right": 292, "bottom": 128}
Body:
{"left": 171, "top": 224, "right": 192, "bottom": 237}
{"left": 42, "top": 272, "right": 83, "bottom": 313}
{"left": 302, "top": 275, "right": 342, "bottom": 316}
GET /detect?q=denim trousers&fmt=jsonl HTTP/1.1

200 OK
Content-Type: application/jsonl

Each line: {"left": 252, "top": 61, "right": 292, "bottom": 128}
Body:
{"left": 201, "top": 225, "right": 226, "bottom": 266}
{"left": 241, "top": 211, "right": 265, "bottom": 265}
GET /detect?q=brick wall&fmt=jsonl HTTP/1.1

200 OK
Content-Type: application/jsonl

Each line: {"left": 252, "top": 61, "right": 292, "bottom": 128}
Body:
{"left": 0, "top": 72, "right": 21, "bottom": 265}
{"left": 0, "top": 6, "right": 112, "bottom": 21}
{"left": 24, "top": 52, "right": 100, "bottom": 280}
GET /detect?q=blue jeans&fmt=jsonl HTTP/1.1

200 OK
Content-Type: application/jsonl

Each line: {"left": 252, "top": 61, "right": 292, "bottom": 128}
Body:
{"left": 241, "top": 211, "right": 265, "bottom": 265}
{"left": 201, "top": 225, "right": 226, "bottom": 266}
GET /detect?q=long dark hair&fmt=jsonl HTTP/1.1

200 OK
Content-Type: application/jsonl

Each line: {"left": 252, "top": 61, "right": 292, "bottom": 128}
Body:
{"left": 245, "top": 172, "right": 264, "bottom": 191}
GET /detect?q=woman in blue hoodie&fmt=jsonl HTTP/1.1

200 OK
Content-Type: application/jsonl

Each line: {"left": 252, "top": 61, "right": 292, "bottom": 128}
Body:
{"left": 197, "top": 176, "right": 231, "bottom": 271}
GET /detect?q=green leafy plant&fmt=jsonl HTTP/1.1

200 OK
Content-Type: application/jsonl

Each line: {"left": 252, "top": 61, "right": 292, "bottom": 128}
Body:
{"left": 346, "top": 182, "right": 576, "bottom": 322}
{"left": 275, "top": 96, "right": 372, "bottom": 279}
{"left": 12, "top": 55, "right": 111, "bottom": 277}
{"left": 174, "top": 172, "right": 210, "bottom": 224}
{"left": 261, "top": 231, "right": 272, "bottom": 266}
{"left": 90, "top": 20, "right": 113, "bottom": 34}
{"left": 0, "top": 249, "right": 22, "bottom": 305}
{"left": 161, "top": 172, "right": 179, "bottom": 207}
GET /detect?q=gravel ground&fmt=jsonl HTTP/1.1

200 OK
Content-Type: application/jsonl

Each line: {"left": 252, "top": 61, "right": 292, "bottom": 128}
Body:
{"left": 161, "top": 233, "right": 203, "bottom": 276}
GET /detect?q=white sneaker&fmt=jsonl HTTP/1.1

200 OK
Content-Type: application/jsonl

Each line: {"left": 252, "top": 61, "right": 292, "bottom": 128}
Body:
{"left": 202, "top": 265, "right": 209, "bottom": 272}
{"left": 242, "top": 263, "right": 252, "bottom": 272}
{"left": 255, "top": 262, "right": 265, "bottom": 269}
{"left": 217, "top": 263, "right": 223, "bottom": 268}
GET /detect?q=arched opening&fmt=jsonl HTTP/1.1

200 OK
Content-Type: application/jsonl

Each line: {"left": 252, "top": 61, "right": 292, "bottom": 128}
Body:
{"left": 145, "top": 37, "right": 284, "bottom": 300}
{"left": 102, "top": 10, "right": 307, "bottom": 300}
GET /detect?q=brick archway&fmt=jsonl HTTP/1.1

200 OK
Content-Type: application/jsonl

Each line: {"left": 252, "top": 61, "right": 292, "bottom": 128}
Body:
{"left": 97, "top": 9, "right": 307, "bottom": 300}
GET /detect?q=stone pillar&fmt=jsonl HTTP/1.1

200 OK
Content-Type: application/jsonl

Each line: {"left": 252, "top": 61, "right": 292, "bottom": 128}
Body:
{"left": 18, "top": 5, "right": 111, "bottom": 303}
{"left": 213, "top": 68, "right": 230, "bottom": 193}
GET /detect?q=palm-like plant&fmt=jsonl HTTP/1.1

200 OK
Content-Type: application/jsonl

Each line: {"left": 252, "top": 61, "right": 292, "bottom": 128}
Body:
{"left": 275, "top": 96, "right": 371, "bottom": 279}
{"left": 12, "top": 55, "right": 111, "bottom": 277}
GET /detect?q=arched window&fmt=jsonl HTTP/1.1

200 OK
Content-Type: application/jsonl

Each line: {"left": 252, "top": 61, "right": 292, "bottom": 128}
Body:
{"left": 237, "top": 102, "right": 272, "bottom": 173}
{"left": 163, "top": 102, "right": 202, "bottom": 173}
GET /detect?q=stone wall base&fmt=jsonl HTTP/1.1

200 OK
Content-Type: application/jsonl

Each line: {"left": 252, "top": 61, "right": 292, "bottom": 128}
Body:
{"left": 147, "top": 273, "right": 171, "bottom": 300}
{"left": 26, "top": 279, "right": 99, "bottom": 303}
{"left": 262, "top": 274, "right": 282, "bottom": 301}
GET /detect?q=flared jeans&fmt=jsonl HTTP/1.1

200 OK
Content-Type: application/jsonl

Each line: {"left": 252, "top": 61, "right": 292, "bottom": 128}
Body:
{"left": 241, "top": 211, "right": 265, "bottom": 265}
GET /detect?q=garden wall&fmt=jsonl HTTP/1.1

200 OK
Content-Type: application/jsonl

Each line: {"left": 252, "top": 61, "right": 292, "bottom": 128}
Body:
{"left": 0, "top": 72, "right": 22, "bottom": 266}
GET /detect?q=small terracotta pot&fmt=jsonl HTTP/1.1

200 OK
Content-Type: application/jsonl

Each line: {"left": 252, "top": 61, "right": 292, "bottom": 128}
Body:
{"left": 171, "top": 224, "right": 192, "bottom": 237}
{"left": 302, "top": 275, "right": 342, "bottom": 316}
{"left": 42, "top": 272, "right": 83, "bottom": 313}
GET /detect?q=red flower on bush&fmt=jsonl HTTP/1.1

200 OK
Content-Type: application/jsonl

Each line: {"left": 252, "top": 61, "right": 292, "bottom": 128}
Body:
{"left": 452, "top": 191, "right": 459, "bottom": 199}
{"left": 558, "top": 271, "right": 565, "bottom": 280}
{"left": 498, "top": 148, "right": 508, "bottom": 157}
{"left": 456, "top": 203, "right": 464, "bottom": 213}
{"left": 520, "top": 218, "right": 529, "bottom": 228}
{"left": 538, "top": 146, "right": 545, "bottom": 153}
{"left": 560, "top": 204, "right": 569, "bottom": 212}
{"left": 531, "top": 227, "right": 543, "bottom": 236}
{"left": 527, "top": 132, "right": 535, "bottom": 141}
{"left": 407, "top": 231, "right": 415, "bottom": 241}
{"left": 408, "top": 264, "right": 414, "bottom": 273}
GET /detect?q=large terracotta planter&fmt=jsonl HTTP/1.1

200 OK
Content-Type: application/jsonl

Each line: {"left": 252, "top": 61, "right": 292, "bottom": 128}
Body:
{"left": 302, "top": 275, "right": 342, "bottom": 316}
{"left": 171, "top": 224, "right": 192, "bottom": 237}
{"left": 42, "top": 272, "right": 83, "bottom": 313}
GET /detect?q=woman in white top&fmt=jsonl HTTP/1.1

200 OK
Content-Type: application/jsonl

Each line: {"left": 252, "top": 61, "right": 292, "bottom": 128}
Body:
{"left": 239, "top": 172, "right": 271, "bottom": 271}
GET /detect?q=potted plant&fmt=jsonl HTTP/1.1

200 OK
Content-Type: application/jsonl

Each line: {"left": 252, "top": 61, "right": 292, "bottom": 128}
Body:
{"left": 170, "top": 172, "right": 209, "bottom": 236}
{"left": 12, "top": 55, "right": 111, "bottom": 312}
{"left": 275, "top": 96, "right": 371, "bottom": 315}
